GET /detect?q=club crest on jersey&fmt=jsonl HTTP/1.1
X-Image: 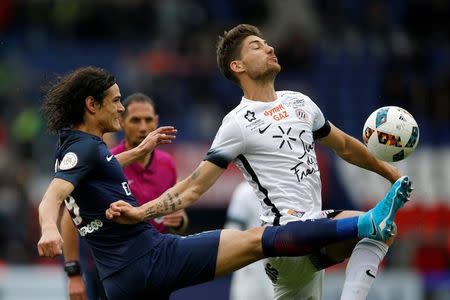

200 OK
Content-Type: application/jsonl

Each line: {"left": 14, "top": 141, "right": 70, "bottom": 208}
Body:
{"left": 244, "top": 110, "right": 256, "bottom": 122}
{"left": 295, "top": 109, "right": 309, "bottom": 122}
{"left": 59, "top": 152, "right": 78, "bottom": 170}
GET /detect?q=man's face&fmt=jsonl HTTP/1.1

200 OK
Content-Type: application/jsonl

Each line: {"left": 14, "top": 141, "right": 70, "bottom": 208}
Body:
{"left": 97, "top": 83, "right": 124, "bottom": 133}
{"left": 121, "top": 101, "right": 159, "bottom": 148}
{"left": 237, "top": 35, "right": 281, "bottom": 80}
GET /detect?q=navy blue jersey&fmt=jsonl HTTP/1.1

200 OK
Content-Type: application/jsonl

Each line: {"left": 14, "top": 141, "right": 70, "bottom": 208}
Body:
{"left": 54, "top": 129, "right": 163, "bottom": 279}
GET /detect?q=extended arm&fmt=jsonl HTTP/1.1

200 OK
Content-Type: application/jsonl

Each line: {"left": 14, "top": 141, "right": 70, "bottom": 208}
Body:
{"left": 114, "top": 126, "right": 177, "bottom": 167}
{"left": 106, "top": 161, "right": 225, "bottom": 224}
{"left": 38, "top": 178, "right": 75, "bottom": 258}
{"left": 319, "top": 122, "right": 400, "bottom": 183}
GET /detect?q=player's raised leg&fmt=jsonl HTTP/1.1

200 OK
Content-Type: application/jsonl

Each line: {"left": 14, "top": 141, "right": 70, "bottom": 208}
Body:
{"left": 215, "top": 176, "right": 412, "bottom": 277}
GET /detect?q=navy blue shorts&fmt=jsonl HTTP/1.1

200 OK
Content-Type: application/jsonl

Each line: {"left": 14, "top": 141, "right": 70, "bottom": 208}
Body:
{"left": 102, "top": 230, "right": 221, "bottom": 300}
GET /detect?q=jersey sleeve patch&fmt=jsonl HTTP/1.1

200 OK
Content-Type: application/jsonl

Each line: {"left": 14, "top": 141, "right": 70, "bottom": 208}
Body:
{"left": 55, "top": 139, "right": 98, "bottom": 186}
{"left": 313, "top": 120, "right": 331, "bottom": 140}
{"left": 59, "top": 152, "right": 78, "bottom": 170}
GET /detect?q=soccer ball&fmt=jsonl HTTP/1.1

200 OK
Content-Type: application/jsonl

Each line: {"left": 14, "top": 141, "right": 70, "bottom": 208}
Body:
{"left": 362, "top": 106, "right": 419, "bottom": 162}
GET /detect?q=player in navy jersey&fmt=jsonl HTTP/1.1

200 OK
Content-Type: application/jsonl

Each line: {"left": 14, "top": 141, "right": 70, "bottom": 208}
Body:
{"left": 38, "top": 66, "right": 412, "bottom": 300}
{"left": 61, "top": 93, "right": 187, "bottom": 300}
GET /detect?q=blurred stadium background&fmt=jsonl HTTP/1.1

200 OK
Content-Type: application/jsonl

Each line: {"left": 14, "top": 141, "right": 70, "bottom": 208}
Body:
{"left": 0, "top": 0, "right": 448, "bottom": 299}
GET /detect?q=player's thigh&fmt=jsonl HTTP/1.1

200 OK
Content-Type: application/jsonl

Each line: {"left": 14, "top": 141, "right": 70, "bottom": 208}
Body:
{"left": 170, "top": 230, "right": 222, "bottom": 290}
{"left": 265, "top": 256, "right": 324, "bottom": 300}
{"left": 215, "top": 227, "right": 265, "bottom": 277}
{"left": 102, "top": 255, "right": 167, "bottom": 300}
{"left": 104, "top": 231, "right": 222, "bottom": 297}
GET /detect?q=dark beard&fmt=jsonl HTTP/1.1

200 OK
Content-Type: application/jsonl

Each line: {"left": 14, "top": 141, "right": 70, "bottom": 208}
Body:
{"left": 251, "top": 64, "right": 281, "bottom": 82}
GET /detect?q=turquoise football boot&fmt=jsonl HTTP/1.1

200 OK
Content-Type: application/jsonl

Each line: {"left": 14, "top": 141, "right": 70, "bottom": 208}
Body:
{"left": 358, "top": 176, "right": 413, "bottom": 240}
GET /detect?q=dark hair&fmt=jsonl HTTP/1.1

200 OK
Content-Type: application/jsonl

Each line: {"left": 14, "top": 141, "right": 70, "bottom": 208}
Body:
{"left": 216, "top": 24, "right": 263, "bottom": 85}
{"left": 122, "top": 92, "right": 156, "bottom": 117}
{"left": 41, "top": 66, "right": 116, "bottom": 133}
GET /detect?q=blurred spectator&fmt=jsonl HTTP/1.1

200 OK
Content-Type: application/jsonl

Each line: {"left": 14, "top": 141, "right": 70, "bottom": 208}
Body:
{"left": 11, "top": 104, "right": 42, "bottom": 160}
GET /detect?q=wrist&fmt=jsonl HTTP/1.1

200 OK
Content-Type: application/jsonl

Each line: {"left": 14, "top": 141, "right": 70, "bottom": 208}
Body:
{"left": 134, "top": 144, "right": 147, "bottom": 158}
{"left": 138, "top": 206, "right": 147, "bottom": 222}
{"left": 64, "top": 260, "right": 82, "bottom": 277}
{"left": 41, "top": 223, "right": 58, "bottom": 232}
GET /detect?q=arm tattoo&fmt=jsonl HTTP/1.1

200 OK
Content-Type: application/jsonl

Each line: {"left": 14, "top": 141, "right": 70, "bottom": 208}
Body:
{"left": 145, "top": 192, "right": 182, "bottom": 219}
{"left": 190, "top": 169, "right": 200, "bottom": 180}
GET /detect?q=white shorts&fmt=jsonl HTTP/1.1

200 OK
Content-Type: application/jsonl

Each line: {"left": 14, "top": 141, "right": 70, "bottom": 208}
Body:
{"left": 262, "top": 210, "right": 342, "bottom": 300}
{"left": 264, "top": 256, "right": 323, "bottom": 300}
{"left": 229, "top": 260, "right": 274, "bottom": 300}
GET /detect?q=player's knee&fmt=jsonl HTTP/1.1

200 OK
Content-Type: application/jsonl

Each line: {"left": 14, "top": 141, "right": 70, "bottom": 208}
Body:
{"left": 243, "top": 227, "right": 265, "bottom": 258}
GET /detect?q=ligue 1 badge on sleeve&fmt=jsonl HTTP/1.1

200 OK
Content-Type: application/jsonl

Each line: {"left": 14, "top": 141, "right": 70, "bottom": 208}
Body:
{"left": 59, "top": 152, "right": 78, "bottom": 170}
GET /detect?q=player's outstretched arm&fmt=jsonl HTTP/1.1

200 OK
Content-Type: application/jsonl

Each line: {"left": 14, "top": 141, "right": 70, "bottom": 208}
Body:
{"left": 319, "top": 122, "right": 401, "bottom": 183}
{"left": 115, "top": 126, "right": 177, "bottom": 167}
{"left": 106, "top": 161, "right": 224, "bottom": 224}
{"left": 38, "top": 178, "right": 74, "bottom": 258}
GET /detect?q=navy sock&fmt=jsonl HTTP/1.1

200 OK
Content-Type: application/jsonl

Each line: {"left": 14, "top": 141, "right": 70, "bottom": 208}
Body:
{"left": 262, "top": 217, "right": 359, "bottom": 257}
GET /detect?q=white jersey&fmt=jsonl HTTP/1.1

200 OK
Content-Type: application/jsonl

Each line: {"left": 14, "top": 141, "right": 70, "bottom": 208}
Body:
{"left": 225, "top": 181, "right": 274, "bottom": 300}
{"left": 206, "top": 91, "right": 330, "bottom": 225}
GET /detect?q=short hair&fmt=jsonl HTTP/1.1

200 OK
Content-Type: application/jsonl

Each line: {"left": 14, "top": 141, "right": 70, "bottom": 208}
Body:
{"left": 121, "top": 93, "right": 156, "bottom": 118}
{"left": 42, "top": 66, "right": 116, "bottom": 133}
{"left": 216, "top": 24, "right": 263, "bottom": 85}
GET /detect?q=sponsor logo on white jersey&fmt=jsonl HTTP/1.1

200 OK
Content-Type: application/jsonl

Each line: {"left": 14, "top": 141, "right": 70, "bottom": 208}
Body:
{"left": 264, "top": 104, "right": 289, "bottom": 121}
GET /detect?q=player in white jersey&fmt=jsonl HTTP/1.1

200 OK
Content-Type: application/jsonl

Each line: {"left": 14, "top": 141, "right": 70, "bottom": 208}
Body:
{"left": 209, "top": 24, "right": 403, "bottom": 299}
{"left": 225, "top": 181, "right": 274, "bottom": 300}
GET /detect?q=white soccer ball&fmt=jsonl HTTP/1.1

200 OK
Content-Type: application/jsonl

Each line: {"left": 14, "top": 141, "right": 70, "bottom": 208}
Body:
{"left": 362, "top": 106, "right": 419, "bottom": 162}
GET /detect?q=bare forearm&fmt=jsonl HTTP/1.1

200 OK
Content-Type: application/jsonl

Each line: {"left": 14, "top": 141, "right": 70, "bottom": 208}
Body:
{"left": 338, "top": 135, "right": 400, "bottom": 183}
{"left": 106, "top": 161, "right": 223, "bottom": 224}
{"left": 39, "top": 193, "right": 64, "bottom": 231}
{"left": 142, "top": 180, "right": 198, "bottom": 220}
{"left": 115, "top": 147, "right": 145, "bottom": 167}
{"left": 141, "top": 162, "right": 222, "bottom": 220}
{"left": 39, "top": 178, "right": 75, "bottom": 231}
